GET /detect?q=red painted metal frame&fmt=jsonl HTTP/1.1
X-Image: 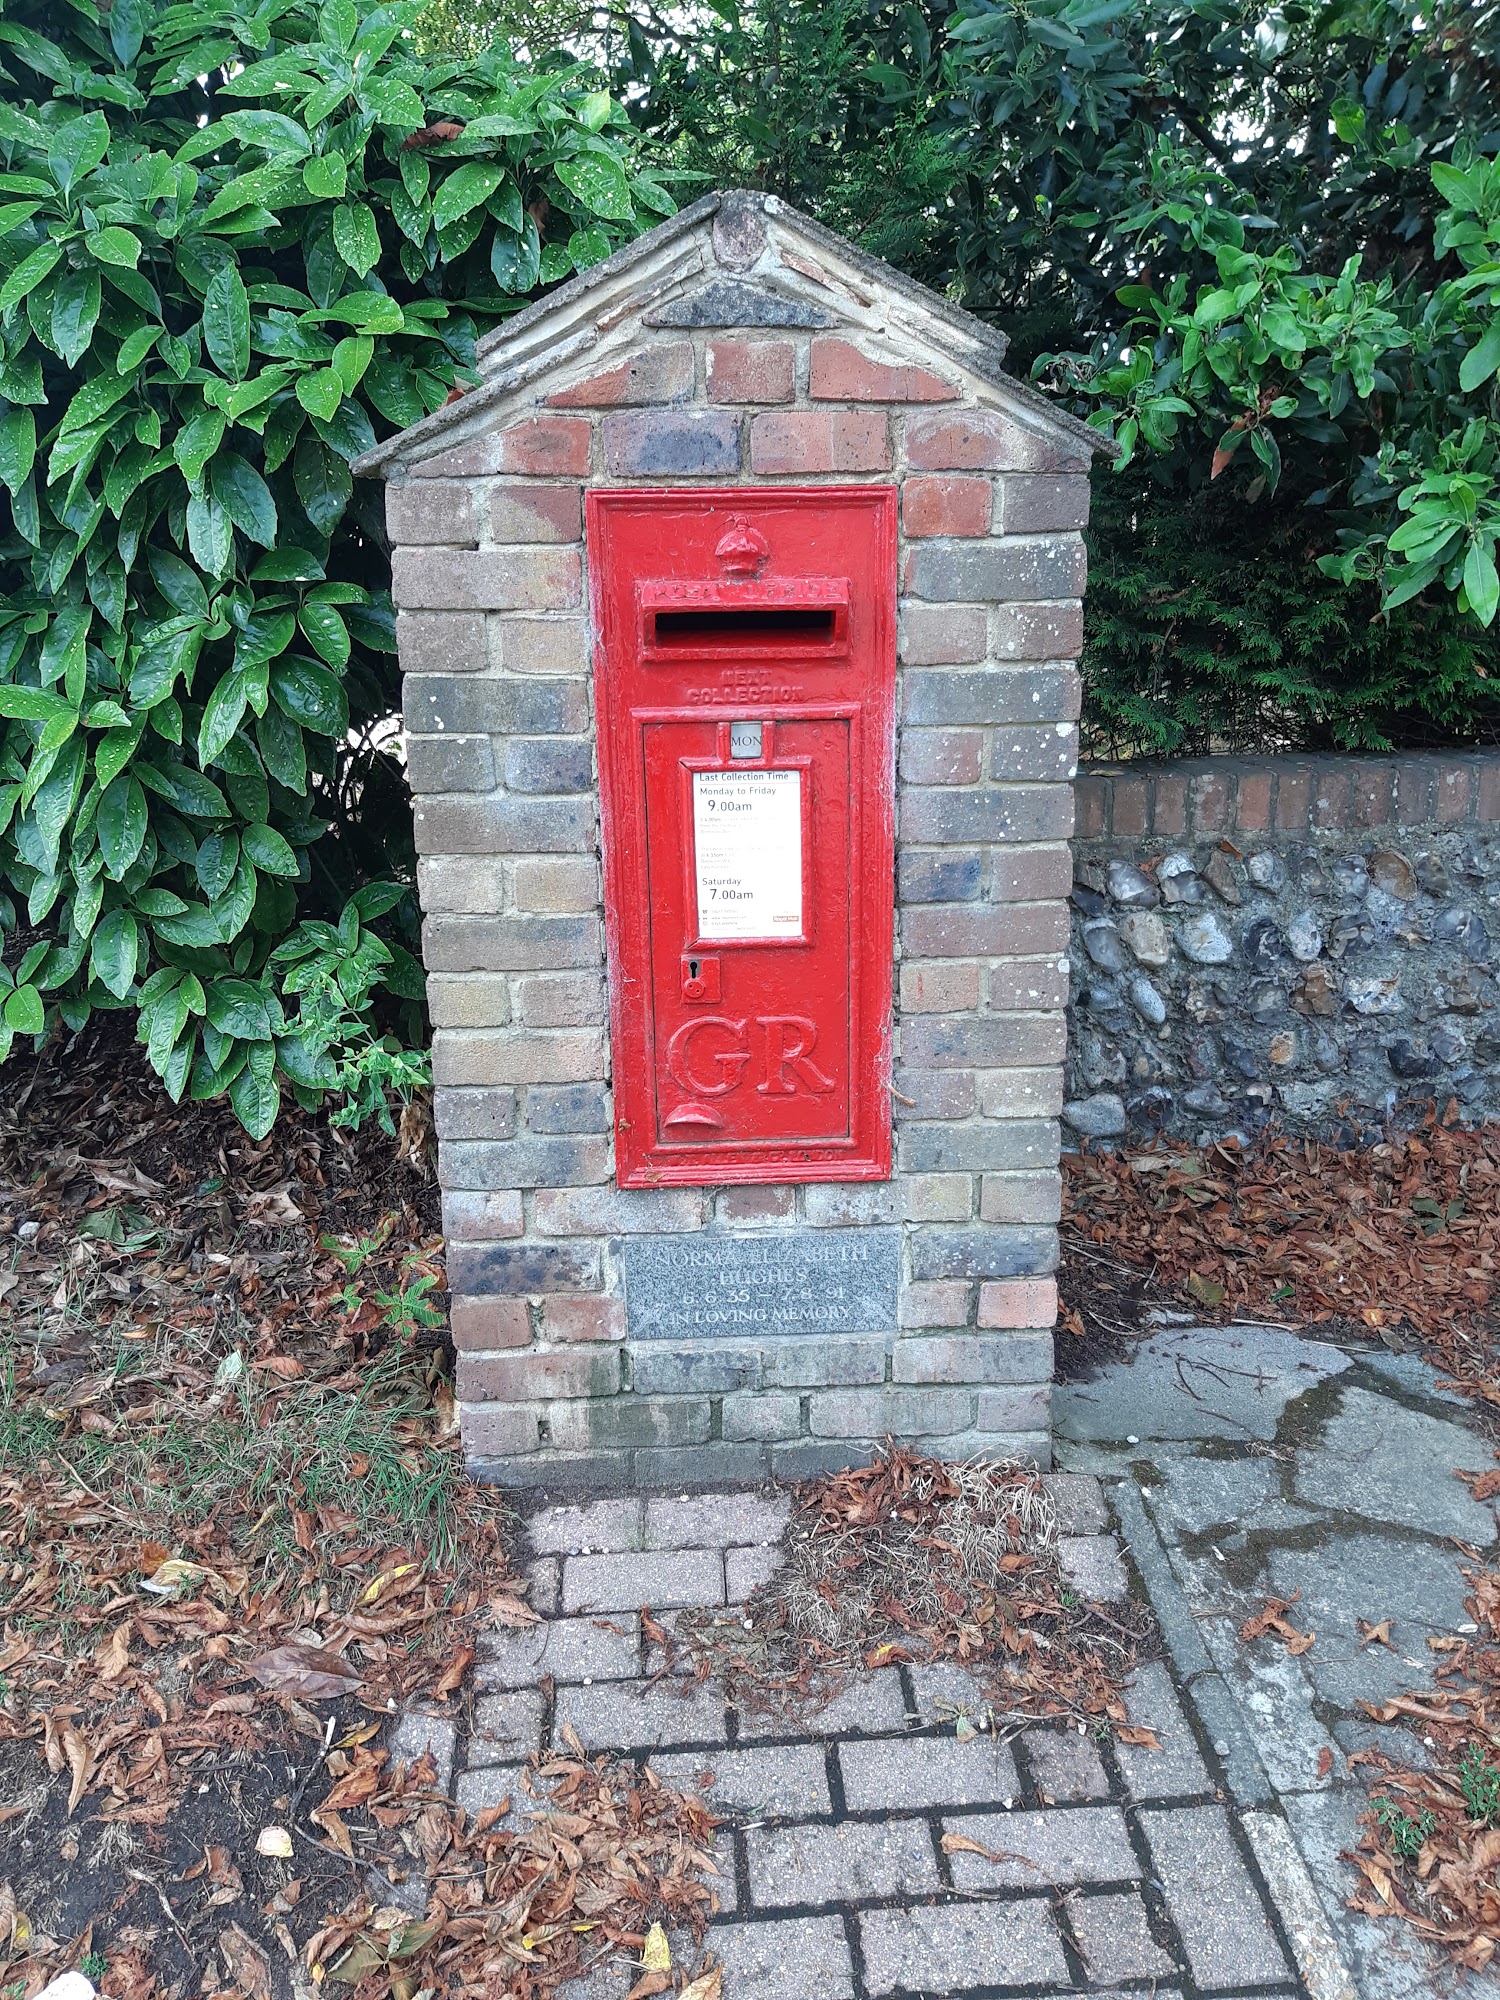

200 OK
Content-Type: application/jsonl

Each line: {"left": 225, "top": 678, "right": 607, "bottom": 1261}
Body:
{"left": 588, "top": 486, "right": 897, "bottom": 1189}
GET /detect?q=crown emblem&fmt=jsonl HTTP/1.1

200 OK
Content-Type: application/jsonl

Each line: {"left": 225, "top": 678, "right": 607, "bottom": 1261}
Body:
{"left": 714, "top": 516, "right": 770, "bottom": 578}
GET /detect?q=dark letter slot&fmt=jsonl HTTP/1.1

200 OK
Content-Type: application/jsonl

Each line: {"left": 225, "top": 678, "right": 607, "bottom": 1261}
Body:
{"left": 652, "top": 606, "right": 837, "bottom": 645}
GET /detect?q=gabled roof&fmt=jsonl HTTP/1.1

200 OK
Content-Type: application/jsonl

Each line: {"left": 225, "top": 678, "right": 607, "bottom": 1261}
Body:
{"left": 352, "top": 188, "right": 1108, "bottom": 478}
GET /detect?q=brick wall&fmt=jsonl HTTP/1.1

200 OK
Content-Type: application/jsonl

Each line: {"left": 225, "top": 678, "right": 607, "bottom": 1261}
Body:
{"left": 373, "top": 194, "right": 1097, "bottom": 1488}
{"left": 1070, "top": 752, "right": 1500, "bottom": 1144}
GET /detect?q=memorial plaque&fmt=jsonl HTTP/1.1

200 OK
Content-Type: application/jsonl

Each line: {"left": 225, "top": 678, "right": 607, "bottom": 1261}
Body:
{"left": 623, "top": 1226, "right": 901, "bottom": 1341}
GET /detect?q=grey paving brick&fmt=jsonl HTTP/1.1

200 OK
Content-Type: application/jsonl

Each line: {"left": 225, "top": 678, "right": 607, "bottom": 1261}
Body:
{"left": 1140, "top": 1804, "right": 1291, "bottom": 1988}
{"left": 475, "top": 1614, "right": 640, "bottom": 1689}
{"left": 906, "top": 1661, "right": 991, "bottom": 1724}
{"left": 553, "top": 1678, "right": 730, "bottom": 1752}
{"left": 709, "top": 1916, "right": 854, "bottom": 1999}
{"left": 469, "top": 1690, "right": 545, "bottom": 1765}
{"left": 454, "top": 1761, "right": 527, "bottom": 1824}
{"left": 530, "top": 1499, "right": 646, "bottom": 1554}
{"left": 1116, "top": 1661, "right": 1211, "bottom": 1798}
{"left": 1067, "top": 1891, "right": 1176, "bottom": 1983}
{"left": 643, "top": 1492, "right": 791, "bottom": 1550}
{"left": 746, "top": 1816, "right": 940, "bottom": 1907}
{"left": 387, "top": 1711, "right": 457, "bottom": 1793}
{"left": 941, "top": 1806, "right": 1137, "bottom": 1889}
{"left": 1021, "top": 1725, "right": 1110, "bottom": 1803}
{"left": 837, "top": 1732, "right": 1019, "bottom": 1810}
{"left": 859, "top": 1900, "right": 1068, "bottom": 1994}
{"left": 648, "top": 1743, "right": 832, "bottom": 1818}
{"left": 1041, "top": 1472, "right": 1108, "bottom": 1535}
{"left": 726, "top": 1544, "right": 781, "bottom": 1601}
{"left": 562, "top": 1548, "right": 724, "bottom": 1613}
{"left": 526, "top": 1556, "right": 561, "bottom": 1615}
{"left": 737, "top": 1669, "right": 909, "bottom": 1741}
{"left": 1058, "top": 1533, "right": 1130, "bottom": 1603}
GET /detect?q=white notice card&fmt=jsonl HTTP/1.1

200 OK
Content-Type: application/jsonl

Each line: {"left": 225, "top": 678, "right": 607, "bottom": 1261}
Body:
{"left": 693, "top": 768, "right": 803, "bottom": 940}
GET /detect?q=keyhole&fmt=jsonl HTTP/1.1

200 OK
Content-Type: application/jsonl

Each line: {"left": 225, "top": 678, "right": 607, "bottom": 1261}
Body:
{"left": 688, "top": 959, "right": 699, "bottom": 978}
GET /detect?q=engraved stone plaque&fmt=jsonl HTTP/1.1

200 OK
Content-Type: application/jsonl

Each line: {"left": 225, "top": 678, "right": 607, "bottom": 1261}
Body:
{"left": 623, "top": 1227, "right": 902, "bottom": 1341}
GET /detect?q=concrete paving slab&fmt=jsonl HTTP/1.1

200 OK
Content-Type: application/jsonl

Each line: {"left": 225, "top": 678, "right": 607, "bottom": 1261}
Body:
{"left": 1291, "top": 1386, "right": 1498, "bottom": 1543}
{"left": 1056, "top": 1324, "right": 1352, "bottom": 1443}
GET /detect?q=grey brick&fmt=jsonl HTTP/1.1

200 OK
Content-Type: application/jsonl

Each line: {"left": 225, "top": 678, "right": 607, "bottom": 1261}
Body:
{"left": 900, "top": 784, "right": 1074, "bottom": 844}
{"left": 424, "top": 914, "right": 601, "bottom": 972}
{"left": 435, "top": 1087, "right": 518, "bottom": 1141}
{"left": 942, "top": 1805, "right": 1137, "bottom": 1888}
{"left": 562, "top": 1548, "right": 724, "bottom": 1614}
{"left": 644, "top": 1492, "right": 790, "bottom": 1549}
{"left": 532, "top": 1186, "right": 707, "bottom": 1234}
{"left": 648, "top": 1743, "right": 830, "bottom": 1817}
{"left": 474, "top": 1447, "right": 632, "bottom": 1490}
{"left": 426, "top": 975, "right": 511, "bottom": 1028}
{"left": 1041, "top": 1473, "right": 1109, "bottom": 1535}
{"left": 630, "top": 1344, "right": 764, "bottom": 1395}
{"left": 417, "top": 855, "right": 506, "bottom": 914}
{"left": 490, "top": 615, "right": 589, "bottom": 676}
{"left": 405, "top": 674, "right": 589, "bottom": 737}
{"left": 990, "top": 724, "right": 1081, "bottom": 783}
{"left": 993, "top": 602, "right": 1084, "bottom": 663}
{"left": 1022, "top": 1725, "right": 1110, "bottom": 1802}
{"left": 802, "top": 1183, "right": 902, "bottom": 1226}
{"left": 908, "top": 1227, "right": 1057, "bottom": 1281}
{"left": 973, "top": 1386, "right": 1052, "bottom": 1432}
{"left": 936, "top": 1426, "right": 1051, "bottom": 1463}
{"left": 1115, "top": 1661, "right": 1210, "bottom": 1798}
{"left": 469, "top": 1689, "right": 545, "bottom": 1765}
{"left": 397, "top": 610, "right": 486, "bottom": 673}
{"left": 902, "top": 667, "right": 1082, "bottom": 726}
{"left": 808, "top": 1387, "right": 973, "bottom": 1437}
{"left": 859, "top": 1902, "right": 1067, "bottom": 1996}
{"left": 526, "top": 1082, "right": 610, "bottom": 1133}
{"left": 897, "top": 849, "right": 983, "bottom": 902}
{"left": 981, "top": 1173, "right": 1063, "bottom": 1224}
{"left": 413, "top": 794, "right": 593, "bottom": 856}
{"left": 988, "top": 960, "right": 1071, "bottom": 1013}
{"left": 387, "top": 1711, "right": 457, "bottom": 1792}
{"left": 1069, "top": 1892, "right": 1175, "bottom": 1981}
{"left": 838, "top": 1733, "right": 1018, "bottom": 1810}
{"left": 528, "top": 1497, "right": 645, "bottom": 1555}
{"left": 512, "top": 855, "right": 598, "bottom": 913}
{"left": 905, "top": 537, "right": 1086, "bottom": 604}
{"left": 444, "top": 1189, "right": 524, "bottom": 1240}
{"left": 710, "top": 1918, "right": 853, "bottom": 2000}
{"left": 902, "top": 1016, "right": 1066, "bottom": 1070}
{"left": 770, "top": 1439, "right": 877, "bottom": 1481}
{"left": 746, "top": 1818, "right": 939, "bottom": 1907}
{"left": 900, "top": 903, "right": 1070, "bottom": 957}
{"left": 603, "top": 409, "right": 740, "bottom": 476}
{"left": 505, "top": 736, "right": 593, "bottom": 795}
{"left": 1058, "top": 1534, "right": 1129, "bottom": 1604}
{"left": 761, "top": 1339, "right": 887, "bottom": 1387}
{"left": 726, "top": 1543, "right": 782, "bottom": 1598}
{"left": 476, "top": 1614, "right": 640, "bottom": 1689}
{"left": 722, "top": 1391, "right": 802, "bottom": 1441}
{"left": 892, "top": 1067, "right": 976, "bottom": 1120}
{"left": 454, "top": 1762, "right": 526, "bottom": 1822}
{"left": 489, "top": 481, "right": 582, "bottom": 543}
{"left": 898, "top": 603, "right": 987, "bottom": 666}
{"left": 1000, "top": 474, "right": 1092, "bottom": 535}
{"left": 554, "top": 1677, "right": 730, "bottom": 1751}
{"left": 392, "top": 545, "right": 580, "bottom": 611}
{"left": 405, "top": 733, "right": 495, "bottom": 792}
{"left": 897, "top": 1119, "right": 1059, "bottom": 1174}
{"left": 1140, "top": 1805, "right": 1290, "bottom": 1987}
{"left": 433, "top": 1027, "right": 604, "bottom": 1084}
{"left": 441, "top": 1134, "right": 609, "bottom": 1189}
{"left": 635, "top": 1442, "right": 771, "bottom": 1487}
{"left": 891, "top": 1334, "right": 1051, "bottom": 1385}
{"left": 551, "top": 1396, "right": 710, "bottom": 1452}
{"left": 386, "top": 480, "right": 477, "bottom": 546}
{"left": 977, "top": 1068, "right": 1064, "bottom": 1120}
{"left": 737, "top": 1669, "right": 908, "bottom": 1741}
{"left": 513, "top": 971, "right": 608, "bottom": 1028}
{"left": 445, "top": 1240, "right": 603, "bottom": 1294}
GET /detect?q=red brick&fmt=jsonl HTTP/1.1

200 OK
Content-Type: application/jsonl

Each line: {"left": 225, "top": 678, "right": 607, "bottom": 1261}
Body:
{"left": 1275, "top": 768, "right": 1311, "bottom": 831}
{"left": 547, "top": 343, "right": 692, "bottom": 407}
{"left": 442, "top": 1189, "right": 524, "bottom": 1240}
{"left": 1190, "top": 771, "right": 1229, "bottom": 833}
{"left": 810, "top": 336, "right": 959, "bottom": 404}
{"left": 1437, "top": 764, "right": 1472, "bottom": 823}
{"left": 718, "top": 1185, "right": 795, "bottom": 1222}
{"left": 749, "top": 410, "right": 889, "bottom": 474}
{"left": 1353, "top": 764, "right": 1393, "bottom": 829}
{"left": 1235, "top": 770, "right": 1272, "bottom": 833}
{"left": 1395, "top": 758, "right": 1434, "bottom": 826}
{"left": 1479, "top": 760, "right": 1500, "bottom": 823}
{"left": 904, "top": 409, "right": 1085, "bottom": 473}
{"left": 977, "top": 1278, "right": 1057, "bottom": 1329}
{"left": 900, "top": 962, "right": 982, "bottom": 1013}
{"left": 900, "top": 1281, "right": 972, "bottom": 1328}
{"left": 456, "top": 1348, "right": 620, "bottom": 1401}
{"left": 1312, "top": 769, "right": 1351, "bottom": 830}
{"left": 1075, "top": 775, "right": 1106, "bottom": 837}
{"left": 991, "top": 847, "right": 1072, "bottom": 901}
{"left": 899, "top": 605, "right": 987, "bottom": 665}
{"left": 1152, "top": 772, "right": 1187, "bottom": 837}
{"left": 495, "top": 417, "right": 592, "bottom": 476}
{"left": 451, "top": 1297, "right": 531, "bottom": 1350}
{"left": 490, "top": 483, "right": 582, "bottom": 544}
{"left": 1111, "top": 777, "right": 1147, "bottom": 837}
{"left": 705, "top": 339, "right": 795, "bottom": 404}
{"left": 899, "top": 728, "right": 984, "bottom": 785}
{"left": 902, "top": 476, "right": 992, "bottom": 539}
{"left": 539, "top": 1296, "right": 626, "bottom": 1343}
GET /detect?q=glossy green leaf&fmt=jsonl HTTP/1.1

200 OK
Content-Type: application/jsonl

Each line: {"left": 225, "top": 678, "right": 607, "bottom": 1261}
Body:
{"left": 203, "top": 263, "right": 251, "bottom": 381}
{"left": 90, "top": 908, "right": 139, "bottom": 999}
{"left": 97, "top": 771, "right": 148, "bottom": 878}
{"left": 555, "top": 153, "right": 633, "bottom": 222}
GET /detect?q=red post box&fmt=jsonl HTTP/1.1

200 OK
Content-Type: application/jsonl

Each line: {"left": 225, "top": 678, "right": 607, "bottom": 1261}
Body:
{"left": 589, "top": 487, "right": 897, "bottom": 1187}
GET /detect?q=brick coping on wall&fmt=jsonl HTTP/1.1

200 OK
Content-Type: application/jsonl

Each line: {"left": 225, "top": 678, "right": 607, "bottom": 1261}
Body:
{"left": 1076, "top": 750, "right": 1500, "bottom": 842}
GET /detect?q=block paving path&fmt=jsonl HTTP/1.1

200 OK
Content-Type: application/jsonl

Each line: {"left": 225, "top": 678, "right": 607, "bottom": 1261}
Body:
{"left": 393, "top": 1478, "right": 1329, "bottom": 1999}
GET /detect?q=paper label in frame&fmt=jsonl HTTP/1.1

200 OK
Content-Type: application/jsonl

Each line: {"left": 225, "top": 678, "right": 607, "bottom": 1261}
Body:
{"left": 692, "top": 768, "right": 803, "bottom": 940}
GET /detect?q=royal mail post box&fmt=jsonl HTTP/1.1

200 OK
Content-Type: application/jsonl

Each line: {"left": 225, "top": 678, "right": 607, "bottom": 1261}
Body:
{"left": 589, "top": 488, "right": 897, "bottom": 1187}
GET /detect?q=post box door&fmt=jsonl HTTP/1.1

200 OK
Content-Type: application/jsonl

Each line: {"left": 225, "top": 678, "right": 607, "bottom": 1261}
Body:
{"left": 589, "top": 488, "right": 896, "bottom": 1187}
